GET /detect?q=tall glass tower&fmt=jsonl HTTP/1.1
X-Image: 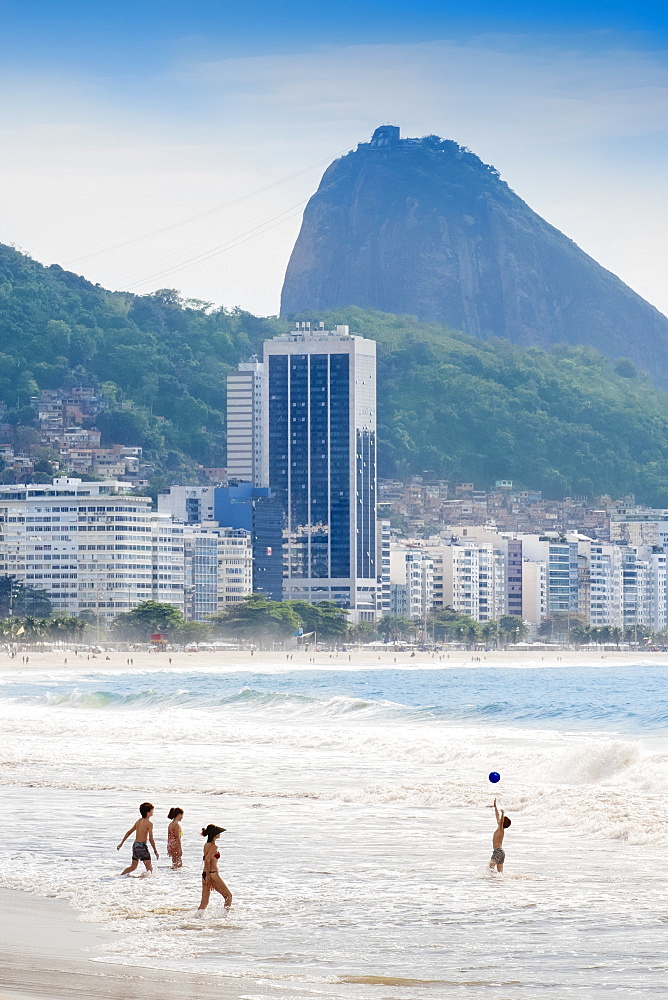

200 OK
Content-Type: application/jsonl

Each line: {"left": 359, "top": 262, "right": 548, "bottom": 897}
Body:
{"left": 263, "top": 322, "right": 377, "bottom": 621}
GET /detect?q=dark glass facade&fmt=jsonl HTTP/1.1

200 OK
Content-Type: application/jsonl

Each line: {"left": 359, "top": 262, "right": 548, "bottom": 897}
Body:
{"left": 329, "top": 355, "right": 350, "bottom": 579}
{"left": 268, "top": 351, "right": 352, "bottom": 584}
{"left": 356, "top": 429, "right": 376, "bottom": 579}
{"left": 252, "top": 495, "right": 284, "bottom": 601}
{"left": 266, "top": 335, "right": 376, "bottom": 615}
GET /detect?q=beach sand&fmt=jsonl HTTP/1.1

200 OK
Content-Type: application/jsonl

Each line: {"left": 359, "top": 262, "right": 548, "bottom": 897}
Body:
{"left": 1, "top": 645, "right": 666, "bottom": 675}
{"left": 0, "top": 888, "right": 260, "bottom": 1000}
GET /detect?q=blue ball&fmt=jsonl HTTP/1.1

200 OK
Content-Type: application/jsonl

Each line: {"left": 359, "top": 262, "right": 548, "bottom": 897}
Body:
{"left": 489, "top": 771, "right": 501, "bottom": 783}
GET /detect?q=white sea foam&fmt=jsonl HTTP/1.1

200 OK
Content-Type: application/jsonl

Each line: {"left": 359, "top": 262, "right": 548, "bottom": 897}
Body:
{"left": 0, "top": 665, "right": 667, "bottom": 997}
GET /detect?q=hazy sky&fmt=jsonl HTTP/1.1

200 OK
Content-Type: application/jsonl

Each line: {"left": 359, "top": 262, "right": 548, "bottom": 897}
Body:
{"left": 0, "top": 1, "right": 666, "bottom": 316}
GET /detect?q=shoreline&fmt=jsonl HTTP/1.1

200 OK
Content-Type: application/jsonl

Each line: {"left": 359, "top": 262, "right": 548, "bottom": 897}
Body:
{"left": 0, "top": 888, "right": 262, "bottom": 1000}
{"left": 0, "top": 647, "right": 667, "bottom": 675}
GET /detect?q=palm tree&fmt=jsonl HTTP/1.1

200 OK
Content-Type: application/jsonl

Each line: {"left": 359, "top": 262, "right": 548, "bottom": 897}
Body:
{"left": 22, "top": 616, "right": 42, "bottom": 640}
{"left": 481, "top": 621, "right": 499, "bottom": 647}
{"left": 465, "top": 623, "right": 480, "bottom": 649}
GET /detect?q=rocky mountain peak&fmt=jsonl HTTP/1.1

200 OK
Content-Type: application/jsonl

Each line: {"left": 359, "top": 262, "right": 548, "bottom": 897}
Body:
{"left": 281, "top": 128, "right": 668, "bottom": 385}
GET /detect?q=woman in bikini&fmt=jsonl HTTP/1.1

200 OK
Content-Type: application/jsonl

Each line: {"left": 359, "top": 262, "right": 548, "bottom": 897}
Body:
{"left": 167, "top": 807, "right": 184, "bottom": 869}
{"left": 198, "top": 824, "right": 232, "bottom": 911}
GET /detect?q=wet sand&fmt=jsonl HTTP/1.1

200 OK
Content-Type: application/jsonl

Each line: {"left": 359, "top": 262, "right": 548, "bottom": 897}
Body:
{"left": 0, "top": 889, "right": 259, "bottom": 1000}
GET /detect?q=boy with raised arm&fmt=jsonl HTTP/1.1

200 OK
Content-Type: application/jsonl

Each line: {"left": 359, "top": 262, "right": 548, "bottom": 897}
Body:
{"left": 489, "top": 797, "right": 511, "bottom": 872}
{"left": 117, "top": 801, "right": 159, "bottom": 875}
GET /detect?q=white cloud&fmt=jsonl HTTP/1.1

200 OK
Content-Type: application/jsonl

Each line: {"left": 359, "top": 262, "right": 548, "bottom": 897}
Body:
{"left": 0, "top": 33, "right": 666, "bottom": 315}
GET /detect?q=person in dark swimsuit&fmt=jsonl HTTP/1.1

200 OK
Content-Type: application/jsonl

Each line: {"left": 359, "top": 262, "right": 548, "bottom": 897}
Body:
{"left": 198, "top": 824, "right": 232, "bottom": 910}
{"left": 489, "top": 797, "right": 511, "bottom": 872}
{"left": 117, "top": 802, "right": 159, "bottom": 875}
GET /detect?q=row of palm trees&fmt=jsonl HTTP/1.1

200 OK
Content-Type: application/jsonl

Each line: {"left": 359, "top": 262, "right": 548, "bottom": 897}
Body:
{"left": 557, "top": 622, "right": 653, "bottom": 648}
{"left": 0, "top": 615, "right": 88, "bottom": 640}
{"left": 374, "top": 613, "right": 530, "bottom": 648}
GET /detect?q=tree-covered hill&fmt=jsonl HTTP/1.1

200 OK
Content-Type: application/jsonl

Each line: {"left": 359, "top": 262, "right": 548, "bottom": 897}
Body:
{"left": 299, "top": 307, "right": 668, "bottom": 505}
{"left": 2, "top": 242, "right": 668, "bottom": 504}
{"left": 0, "top": 243, "right": 280, "bottom": 483}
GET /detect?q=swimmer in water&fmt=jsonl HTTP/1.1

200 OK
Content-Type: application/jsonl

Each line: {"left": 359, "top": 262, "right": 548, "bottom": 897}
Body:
{"left": 117, "top": 802, "right": 159, "bottom": 875}
{"left": 489, "top": 797, "right": 511, "bottom": 872}
{"left": 198, "top": 824, "right": 232, "bottom": 910}
{"left": 167, "top": 807, "right": 184, "bottom": 869}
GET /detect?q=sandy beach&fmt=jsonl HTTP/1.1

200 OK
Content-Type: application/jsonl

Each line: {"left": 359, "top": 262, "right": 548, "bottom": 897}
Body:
{"left": 2, "top": 645, "right": 666, "bottom": 675}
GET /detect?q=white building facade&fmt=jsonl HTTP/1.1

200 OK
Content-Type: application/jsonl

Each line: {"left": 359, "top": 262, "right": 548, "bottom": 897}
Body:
{"left": 390, "top": 546, "right": 434, "bottom": 620}
{"left": 226, "top": 358, "right": 265, "bottom": 486}
{"left": 157, "top": 485, "right": 217, "bottom": 524}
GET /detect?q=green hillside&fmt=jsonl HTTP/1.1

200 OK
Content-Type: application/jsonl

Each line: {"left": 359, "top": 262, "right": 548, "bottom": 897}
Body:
{"left": 0, "top": 243, "right": 279, "bottom": 486}
{"left": 316, "top": 307, "right": 668, "bottom": 504}
{"left": 2, "top": 243, "right": 668, "bottom": 504}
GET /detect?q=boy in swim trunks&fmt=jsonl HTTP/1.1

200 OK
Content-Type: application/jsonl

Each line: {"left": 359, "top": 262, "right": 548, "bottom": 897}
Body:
{"left": 117, "top": 801, "right": 159, "bottom": 875}
{"left": 489, "top": 797, "right": 511, "bottom": 872}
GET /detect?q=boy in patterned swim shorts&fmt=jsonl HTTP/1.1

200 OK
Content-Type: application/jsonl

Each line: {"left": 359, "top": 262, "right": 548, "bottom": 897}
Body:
{"left": 489, "top": 797, "right": 511, "bottom": 872}
{"left": 117, "top": 802, "right": 159, "bottom": 875}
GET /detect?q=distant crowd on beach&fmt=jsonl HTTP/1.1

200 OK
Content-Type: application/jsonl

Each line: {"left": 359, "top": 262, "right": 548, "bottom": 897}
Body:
{"left": 117, "top": 802, "right": 232, "bottom": 911}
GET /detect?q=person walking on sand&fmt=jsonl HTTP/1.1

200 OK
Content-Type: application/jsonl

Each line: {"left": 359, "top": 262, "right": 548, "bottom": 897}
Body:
{"left": 167, "top": 807, "right": 184, "bottom": 869}
{"left": 117, "top": 802, "right": 159, "bottom": 875}
{"left": 489, "top": 797, "right": 511, "bottom": 872}
{"left": 198, "top": 824, "right": 232, "bottom": 911}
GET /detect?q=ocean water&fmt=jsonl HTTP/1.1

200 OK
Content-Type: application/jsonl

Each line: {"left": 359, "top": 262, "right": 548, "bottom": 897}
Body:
{"left": 0, "top": 657, "right": 667, "bottom": 999}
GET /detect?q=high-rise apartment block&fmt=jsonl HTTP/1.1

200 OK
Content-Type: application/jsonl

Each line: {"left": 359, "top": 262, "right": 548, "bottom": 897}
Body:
{"left": 376, "top": 520, "right": 391, "bottom": 616}
{"left": 0, "top": 478, "right": 186, "bottom": 621}
{"left": 390, "top": 546, "right": 433, "bottom": 620}
{"left": 263, "top": 322, "right": 377, "bottom": 620}
{"left": 159, "top": 482, "right": 282, "bottom": 601}
{"left": 226, "top": 358, "right": 265, "bottom": 486}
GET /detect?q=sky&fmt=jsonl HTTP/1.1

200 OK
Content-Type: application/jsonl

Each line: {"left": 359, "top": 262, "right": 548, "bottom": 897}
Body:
{"left": 0, "top": 1, "right": 666, "bottom": 316}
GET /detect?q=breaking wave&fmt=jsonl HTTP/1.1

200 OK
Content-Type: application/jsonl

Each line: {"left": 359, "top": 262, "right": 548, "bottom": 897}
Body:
{"left": 5, "top": 683, "right": 667, "bottom": 732}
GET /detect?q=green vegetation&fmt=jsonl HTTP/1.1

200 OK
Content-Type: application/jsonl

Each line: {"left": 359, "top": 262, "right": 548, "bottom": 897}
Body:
{"left": 537, "top": 613, "right": 655, "bottom": 648}
{"left": 111, "top": 600, "right": 188, "bottom": 640}
{"left": 0, "top": 614, "right": 87, "bottom": 640}
{"left": 366, "top": 611, "right": 528, "bottom": 648}
{"left": 313, "top": 307, "right": 668, "bottom": 505}
{"left": 427, "top": 609, "right": 528, "bottom": 647}
{"left": 0, "top": 575, "right": 52, "bottom": 617}
{"left": 210, "top": 596, "right": 349, "bottom": 641}
{"left": 0, "top": 243, "right": 280, "bottom": 488}
{"left": 110, "top": 596, "right": 349, "bottom": 643}
{"left": 4, "top": 243, "right": 668, "bottom": 502}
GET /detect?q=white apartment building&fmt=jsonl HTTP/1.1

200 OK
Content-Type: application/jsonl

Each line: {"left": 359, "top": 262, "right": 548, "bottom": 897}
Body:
{"left": 521, "top": 559, "right": 547, "bottom": 625}
{"left": 215, "top": 527, "right": 253, "bottom": 610}
{"left": 437, "top": 541, "right": 506, "bottom": 622}
{"left": 376, "top": 520, "right": 391, "bottom": 616}
{"left": 183, "top": 526, "right": 219, "bottom": 620}
{"left": 76, "top": 511, "right": 186, "bottom": 621}
{"left": 157, "top": 485, "right": 217, "bottom": 524}
{"left": 172, "top": 523, "right": 253, "bottom": 616}
{"left": 226, "top": 358, "right": 265, "bottom": 486}
{"left": 648, "top": 551, "right": 668, "bottom": 632}
{"left": 574, "top": 537, "right": 663, "bottom": 631}
{"left": 390, "top": 546, "right": 433, "bottom": 620}
{"left": 387, "top": 520, "right": 668, "bottom": 632}
{"left": 0, "top": 478, "right": 186, "bottom": 621}
{"left": 518, "top": 535, "right": 579, "bottom": 617}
